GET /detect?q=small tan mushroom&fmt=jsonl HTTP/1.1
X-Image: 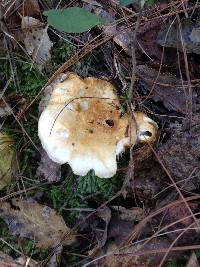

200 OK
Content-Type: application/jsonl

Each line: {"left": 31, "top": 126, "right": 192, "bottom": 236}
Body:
{"left": 38, "top": 73, "right": 158, "bottom": 178}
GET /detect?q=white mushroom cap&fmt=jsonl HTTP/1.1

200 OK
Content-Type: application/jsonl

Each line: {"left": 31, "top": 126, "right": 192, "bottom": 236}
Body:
{"left": 38, "top": 73, "right": 157, "bottom": 178}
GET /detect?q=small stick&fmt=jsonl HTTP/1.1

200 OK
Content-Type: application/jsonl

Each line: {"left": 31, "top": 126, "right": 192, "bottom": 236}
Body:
{"left": 128, "top": 6, "right": 143, "bottom": 102}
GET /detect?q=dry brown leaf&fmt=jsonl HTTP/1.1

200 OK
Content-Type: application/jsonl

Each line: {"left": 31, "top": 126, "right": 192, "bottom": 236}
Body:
{"left": 89, "top": 207, "right": 112, "bottom": 257}
{"left": 96, "top": 238, "right": 175, "bottom": 267}
{"left": 0, "top": 251, "right": 37, "bottom": 267}
{"left": 111, "top": 206, "right": 144, "bottom": 222}
{"left": 21, "top": 16, "right": 53, "bottom": 66}
{"left": 155, "top": 202, "right": 198, "bottom": 243}
{"left": 96, "top": 207, "right": 111, "bottom": 248}
{"left": 157, "top": 18, "right": 200, "bottom": 55}
{"left": 0, "top": 199, "right": 76, "bottom": 248}
{"left": 0, "top": 251, "right": 22, "bottom": 267}
{"left": 137, "top": 17, "right": 163, "bottom": 60}
{"left": 0, "top": 100, "right": 12, "bottom": 117}
{"left": 91, "top": 6, "right": 131, "bottom": 54}
{"left": 137, "top": 65, "right": 196, "bottom": 114}
{"left": 158, "top": 115, "right": 200, "bottom": 192}
{"left": 46, "top": 245, "right": 62, "bottom": 267}
{"left": 36, "top": 149, "right": 61, "bottom": 182}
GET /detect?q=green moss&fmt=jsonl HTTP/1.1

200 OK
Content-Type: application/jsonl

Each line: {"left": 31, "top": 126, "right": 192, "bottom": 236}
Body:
{"left": 46, "top": 171, "right": 123, "bottom": 222}
{"left": 23, "top": 240, "right": 48, "bottom": 259}
{"left": 0, "top": 219, "right": 19, "bottom": 256}
{"left": 0, "top": 54, "right": 45, "bottom": 96}
{"left": 18, "top": 63, "right": 45, "bottom": 96}
{"left": 48, "top": 39, "right": 75, "bottom": 72}
{"left": 48, "top": 38, "right": 92, "bottom": 75}
{"left": 76, "top": 171, "right": 121, "bottom": 200}
{"left": 165, "top": 255, "right": 189, "bottom": 267}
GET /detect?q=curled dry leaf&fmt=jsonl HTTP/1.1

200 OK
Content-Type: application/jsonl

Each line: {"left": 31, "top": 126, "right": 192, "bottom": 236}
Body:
{"left": 21, "top": 16, "right": 53, "bottom": 66}
{"left": 0, "top": 199, "right": 76, "bottom": 248}
{"left": 38, "top": 73, "right": 158, "bottom": 178}
{"left": 0, "top": 131, "right": 15, "bottom": 190}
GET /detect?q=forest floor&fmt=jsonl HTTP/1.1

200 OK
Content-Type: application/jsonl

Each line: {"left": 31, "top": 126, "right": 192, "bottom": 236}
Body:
{"left": 0, "top": 0, "right": 200, "bottom": 266}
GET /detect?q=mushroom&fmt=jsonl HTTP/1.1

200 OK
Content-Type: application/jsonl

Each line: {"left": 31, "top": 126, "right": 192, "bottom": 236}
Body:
{"left": 38, "top": 73, "right": 158, "bottom": 178}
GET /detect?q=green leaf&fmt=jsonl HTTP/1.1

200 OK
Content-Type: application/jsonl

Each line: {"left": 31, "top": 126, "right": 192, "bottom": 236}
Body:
{"left": 146, "top": 0, "right": 155, "bottom": 5}
{"left": 119, "top": 0, "right": 133, "bottom": 6}
{"left": 43, "top": 7, "right": 104, "bottom": 33}
{"left": 119, "top": 0, "right": 155, "bottom": 6}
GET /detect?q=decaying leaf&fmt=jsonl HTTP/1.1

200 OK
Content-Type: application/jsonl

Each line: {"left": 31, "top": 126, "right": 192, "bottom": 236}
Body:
{"left": 137, "top": 18, "right": 163, "bottom": 60}
{"left": 111, "top": 206, "right": 144, "bottom": 222}
{"left": 108, "top": 218, "right": 135, "bottom": 245}
{"left": 21, "top": 16, "right": 53, "bottom": 66}
{"left": 46, "top": 245, "right": 62, "bottom": 267}
{"left": 137, "top": 65, "right": 196, "bottom": 114}
{"left": 157, "top": 18, "right": 200, "bottom": 55}
{"left": 94, "top": 7, "right": 131, "bottom": 54}
{"left": 0, "top": 199, "right": 76, "bottom": 248}
{"left": 96, "top": 207, "right": 111, "bottom": 249}
{"left": 89, "top": 206, "right": 112, "bottom": 256}
{"left": 128, "top": 158, "right": 165, "bottom": 206}
{"left": 95, "top": 238, "right": 177, "bottom": 267}
{"left": 155, "top": 201, "right": 198, "bottom": 243}
{"left": 0, "top": 131, "right": 15, "bottom": 190}
{"left": 0, "top": 251, "right": 37, "bottom": 267}
{"left": 0, "top": 100, "right": 12, "bottom": 117}
{"left": 36, "top": 149, "right": 61, "bottom": 182}
{"left": 158, "top": 115, "right": 200, "bottom": 192}
{"left": 0, "top": 251, "right": 22, "bottom": 267}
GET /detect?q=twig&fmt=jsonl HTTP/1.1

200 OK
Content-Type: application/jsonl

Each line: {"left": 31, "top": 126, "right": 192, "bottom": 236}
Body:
{"left": 128, "top": 7, "right": 143, "bottom": 102}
